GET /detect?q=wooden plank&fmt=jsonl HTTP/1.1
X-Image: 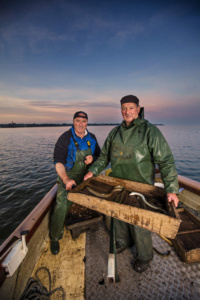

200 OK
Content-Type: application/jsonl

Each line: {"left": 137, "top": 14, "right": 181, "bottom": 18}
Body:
{"left": 68, "top": 193, "right": 181, "bottom": 239}
{"left": 178, "top": 189, "right": 200, "bottom": 211}
{"left": 168, "top": 201, "right": 181, "bottom": 220}
{"left": 178, "top": 174, "right": 200, "bottom": 195}
{"left": 92, "top": 175, "right": 166, "bottom": 197}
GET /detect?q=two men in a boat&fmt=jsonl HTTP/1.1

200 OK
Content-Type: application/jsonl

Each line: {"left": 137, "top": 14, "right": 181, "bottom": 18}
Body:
{"left": 50, "top": 111, "right": 101, "bottom": 255}
{"left": 84, "top": 94, "right": 179, "bottom": 273}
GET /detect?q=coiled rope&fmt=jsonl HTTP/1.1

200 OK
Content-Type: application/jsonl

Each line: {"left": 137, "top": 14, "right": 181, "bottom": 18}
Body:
{"left": 20, "top": 267, "right": 65, "bottom": 300}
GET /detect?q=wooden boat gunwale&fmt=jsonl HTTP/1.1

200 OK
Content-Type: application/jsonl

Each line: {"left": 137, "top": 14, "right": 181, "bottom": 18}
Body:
{"left": 0, "top": 184, "right": 57, "bottom": 255}
{"left": 0, "top": 184, "right": 57, "bottom": 287}
{"left": 178, "top": 174, "right": 200, "bottom": 195}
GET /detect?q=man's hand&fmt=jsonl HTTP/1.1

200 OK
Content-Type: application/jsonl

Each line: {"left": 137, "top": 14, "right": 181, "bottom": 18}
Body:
{"left": 84, "top": 155, "right": 93, "bottom": 165}
{"left": 55, "top": 163, "right": 76, "bottom": 191}
{"left": 167, "top": 193, "right": 179, "bottom": 207}
{"left": 63, "top": 178, "right": 76, "bottom": 191}
{"left": 84, "top": 171, "right": 94, "bottom": 181}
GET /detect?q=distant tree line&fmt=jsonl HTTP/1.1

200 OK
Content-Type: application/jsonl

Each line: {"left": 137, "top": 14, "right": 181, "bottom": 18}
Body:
{"left": 0, "top": 122, "right": 122, "bottom": 128}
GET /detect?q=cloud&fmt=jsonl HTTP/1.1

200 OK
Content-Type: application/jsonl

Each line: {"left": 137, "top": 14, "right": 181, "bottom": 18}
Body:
{"left": 28, "top": 100, "right": 119, "bottom": 109}
{"left": 0, "top": 85, "right": 123, "bottom": 123}
{"left": 1, "top": 85, "right": 200, "bottom": 124}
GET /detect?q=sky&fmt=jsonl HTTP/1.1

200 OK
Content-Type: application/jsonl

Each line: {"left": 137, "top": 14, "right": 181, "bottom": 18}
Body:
{"left": 0, "top": 0, "right": 200, "bottom": 125}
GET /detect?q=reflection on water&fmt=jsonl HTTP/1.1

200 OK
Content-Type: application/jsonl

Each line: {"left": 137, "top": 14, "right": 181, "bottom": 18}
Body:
{"left": 0, "top": 125, "right": 199, "bottom": 244}
{"left": 158, "top": 125, "right": 200, "bottom": 180}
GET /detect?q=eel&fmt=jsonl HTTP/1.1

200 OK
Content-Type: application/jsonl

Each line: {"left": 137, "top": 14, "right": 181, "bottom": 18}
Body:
{"left": 153, "top": 247, "right": 171, "bottom": 258}
{"left": 87, "top": 186, "right": 166, "bottom": 214}
{"left": 129, "top": 192, "right": 167, "bottom": 215}
{"left": 86, "top": 185, "right": 124, "bottom": 198}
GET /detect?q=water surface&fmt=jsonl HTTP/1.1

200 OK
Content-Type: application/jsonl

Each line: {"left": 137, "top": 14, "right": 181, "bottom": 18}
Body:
{"left": 0, "top": 125, "right": 199, "bottom": 244}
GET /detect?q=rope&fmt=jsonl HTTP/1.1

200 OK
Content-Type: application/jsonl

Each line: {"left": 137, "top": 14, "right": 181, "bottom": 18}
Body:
{"left": 20, "top": 267, "right": 65, "bottom": 300}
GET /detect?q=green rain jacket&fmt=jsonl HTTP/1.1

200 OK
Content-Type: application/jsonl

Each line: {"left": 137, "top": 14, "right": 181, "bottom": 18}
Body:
{"left": 89, "top": 116, "right": 179, "bottom": 194}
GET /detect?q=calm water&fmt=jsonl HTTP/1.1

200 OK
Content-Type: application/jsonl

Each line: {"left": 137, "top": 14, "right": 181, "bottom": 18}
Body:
{"left": 0, "top": 125, "right": 200, "bottom": 245}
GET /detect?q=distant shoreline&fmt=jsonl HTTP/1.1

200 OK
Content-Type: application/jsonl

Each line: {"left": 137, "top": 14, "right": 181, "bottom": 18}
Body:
{"left": 0, "top": 122, "right": 164, "bottom": 128}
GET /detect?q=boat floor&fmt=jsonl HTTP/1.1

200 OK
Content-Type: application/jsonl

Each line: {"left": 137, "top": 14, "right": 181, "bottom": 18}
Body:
{"left": 31, "top": 230, "right": 86, "bottom": 300}
{"left": 32, "top": 220, "right": 200, "bottom": 300}
{"left": 85, "top": 221, "right": 200, "bottom": 300}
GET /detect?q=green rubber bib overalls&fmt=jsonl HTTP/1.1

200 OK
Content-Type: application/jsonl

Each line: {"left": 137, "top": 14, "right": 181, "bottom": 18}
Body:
{"left": 50, "top": 140, "right": 92, "bottom": 240}
{"left": 109, "top": 123, "right": 153, "bottom": 261}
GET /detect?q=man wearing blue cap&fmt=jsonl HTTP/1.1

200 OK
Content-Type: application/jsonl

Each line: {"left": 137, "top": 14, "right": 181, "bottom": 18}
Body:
{"left": 84, "top": 95, "right": 179, "bottom": 273}
{"left": 50, "top": 111, "right": 100, "bottom": 255}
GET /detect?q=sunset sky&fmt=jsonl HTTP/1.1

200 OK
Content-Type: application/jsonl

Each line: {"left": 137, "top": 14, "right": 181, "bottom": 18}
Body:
{"left": 0, "top": 0, "right": 200, "bottom": 125}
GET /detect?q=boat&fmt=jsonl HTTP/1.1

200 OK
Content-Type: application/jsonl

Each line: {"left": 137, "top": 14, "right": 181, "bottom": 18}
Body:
{"left": 0, "top": 171, "right": 200, "bottom": 300}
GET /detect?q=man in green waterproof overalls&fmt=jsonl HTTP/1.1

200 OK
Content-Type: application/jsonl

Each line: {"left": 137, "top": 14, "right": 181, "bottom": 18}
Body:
{"left": 50, "top": 111, "right": 100, "bottom": 255}
{"left": 84, "top": 95, "right": 179, "bottom": 273}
